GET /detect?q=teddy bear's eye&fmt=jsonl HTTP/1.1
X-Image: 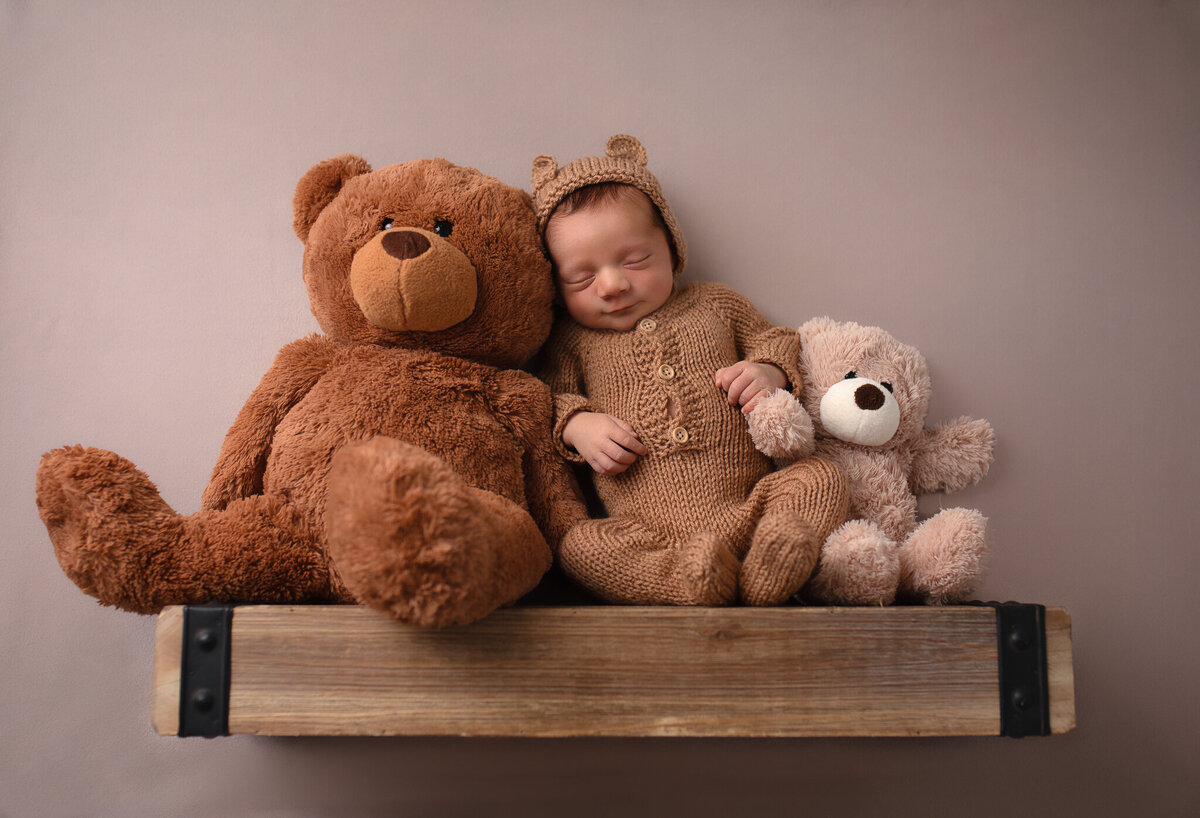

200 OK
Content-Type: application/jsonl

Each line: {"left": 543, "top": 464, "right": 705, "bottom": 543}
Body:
{"left": 380, "top": 218, "right": 395, "bottom": 231}
{"left": 844, "top": 371, "right": 857, "bottom": 380}
{"left": 433, "top": 220, "right": 453, "bottom": 238}
{"left": 881, "top": 381, "right": 894, "bottom": 393}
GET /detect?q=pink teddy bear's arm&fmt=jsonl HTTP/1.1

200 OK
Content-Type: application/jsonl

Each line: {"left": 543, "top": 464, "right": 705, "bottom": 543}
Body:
{"left": 908, "top": 416, "right": 995, "bottom": 495}
{"left": 201, "top": 334, "right": 338, "bottom": 511}
{"left": 746, "top": 388, "right": 815, "bottom": 463}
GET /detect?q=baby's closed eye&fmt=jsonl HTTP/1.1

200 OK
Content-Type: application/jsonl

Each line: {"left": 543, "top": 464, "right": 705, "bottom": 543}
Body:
{"left": 560, "top": 270, "right": 595, "bottom": 286}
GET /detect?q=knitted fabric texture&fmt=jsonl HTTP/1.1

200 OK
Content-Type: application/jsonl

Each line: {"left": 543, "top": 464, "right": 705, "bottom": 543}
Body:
{"left": 531, "top": 134, "right": 688, "bottom": 276}
{"left": 538, "top": 282, "right": 849, "bottom": 605}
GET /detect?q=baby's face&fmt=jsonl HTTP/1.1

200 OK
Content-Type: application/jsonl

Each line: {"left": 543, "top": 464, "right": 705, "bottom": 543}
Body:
{"left": 545, "top": 190, "right": 675, "bottom": 332}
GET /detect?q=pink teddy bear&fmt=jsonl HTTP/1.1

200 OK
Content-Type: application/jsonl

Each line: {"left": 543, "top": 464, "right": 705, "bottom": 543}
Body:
{"left": 749, "top": 318, "right": 995, "bottom": 605}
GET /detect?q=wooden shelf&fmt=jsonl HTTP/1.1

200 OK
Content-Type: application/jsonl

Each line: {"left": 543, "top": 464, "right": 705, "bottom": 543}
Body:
{"left": 153, "top": 603, "right": 1074, "bottom": 738}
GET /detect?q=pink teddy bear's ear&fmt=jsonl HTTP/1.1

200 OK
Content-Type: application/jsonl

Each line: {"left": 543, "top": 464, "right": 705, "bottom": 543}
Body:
{"left": 799, "top": 315, "right": 840, "bottom": 346}
{"left": 747, "top": 388, "right": 815, "bottom": 462}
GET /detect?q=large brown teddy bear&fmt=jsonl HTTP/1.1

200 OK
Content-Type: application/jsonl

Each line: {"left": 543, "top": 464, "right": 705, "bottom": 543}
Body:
{"left": 35, "top": 155, "right": 584, "bottom": 626}
{"left": 750, "top": 318, "right": 994, "bottom": 605}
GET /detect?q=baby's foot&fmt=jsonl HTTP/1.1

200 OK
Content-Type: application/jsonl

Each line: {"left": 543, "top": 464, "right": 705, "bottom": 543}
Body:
{"left": 679, "top": 531, "right": 739, "bottom": 606}
{"left": 739, "top": 512, "right": 818, "bottom": 606}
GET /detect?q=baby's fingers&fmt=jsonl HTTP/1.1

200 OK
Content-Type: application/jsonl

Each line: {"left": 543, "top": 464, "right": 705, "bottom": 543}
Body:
{"left": 714, "top": 361, "right": 748, "bottom": 390}
{"left": 726, "top": 371, "right": 760, "bottom": 405}
{"left": 741, "top": 390, "right": 769, "bottom": 414}
{"left": 606, "top": 422, "right": 647, "bottom": 455}
{"left": 602, "top": 439, "right": 641, "bottom": 465}
{"left": 590, "top": 451, "right": 633, "bottom": 476}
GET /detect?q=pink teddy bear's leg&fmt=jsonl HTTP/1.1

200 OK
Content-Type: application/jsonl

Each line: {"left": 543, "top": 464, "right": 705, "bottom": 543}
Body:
{"left": 898, "top": 508, "right": 988, "bottom": 604}
{"left": 805, "top": 519, "right": 900, "bottom": 606}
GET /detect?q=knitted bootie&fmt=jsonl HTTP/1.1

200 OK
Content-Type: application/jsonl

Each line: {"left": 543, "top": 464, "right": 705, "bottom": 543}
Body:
{"left": 738, "top": 512, "right": 819, "bottom": 605}
{"left": 559, "top": 519, "right": 738, "bottom": 605}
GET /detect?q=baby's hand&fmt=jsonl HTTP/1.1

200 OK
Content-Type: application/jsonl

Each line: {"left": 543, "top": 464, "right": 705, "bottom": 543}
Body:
{"left": 562, "top": 412, "right": 648, "bottom": 475}
{"left": 715, "top": 360, "right": 788, "bottom": 414}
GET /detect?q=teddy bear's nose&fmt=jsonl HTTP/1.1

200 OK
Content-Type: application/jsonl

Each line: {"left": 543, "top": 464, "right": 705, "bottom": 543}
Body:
{"left": 382, "top": 230, "right": 431, "bottom": 261}
{"left": 855, "top": 384, "right": 886, "bottom": 411}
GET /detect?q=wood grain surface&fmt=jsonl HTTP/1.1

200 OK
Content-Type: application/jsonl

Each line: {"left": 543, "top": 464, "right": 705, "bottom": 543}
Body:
{"left": 152, "top": 604, "right": 1075, "bottom": 737}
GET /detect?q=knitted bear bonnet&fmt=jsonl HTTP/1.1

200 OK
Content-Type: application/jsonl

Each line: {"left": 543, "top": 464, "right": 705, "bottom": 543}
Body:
{"left": 531, "top": 134, "right": 688, "bottom": 276}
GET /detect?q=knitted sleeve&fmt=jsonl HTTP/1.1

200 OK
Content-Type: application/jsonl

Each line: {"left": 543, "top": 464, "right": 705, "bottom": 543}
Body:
{"left": 534, "top": 322, "right": 597, "bottom": 463}
{"left": 704, "top": 283, "right": 803, "bottom": 394}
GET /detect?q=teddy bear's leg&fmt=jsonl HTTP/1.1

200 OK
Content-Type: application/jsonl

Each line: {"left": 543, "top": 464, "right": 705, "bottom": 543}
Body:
{"left": 325, "top": 437, "right": 554, "bottom": 627}
{"left": 558, "top": 518, "right": 739, "bottom": 606}
{"left": 739, "top": 456, "right": 851, "bottom": 605}
{"left": 803, "top": 520, "right": 900, "bottom": 606}
{"left": 898, "top": 508, "right": 988, "bottom": 604}
{"left": 35, "top": 446, "right": 335, "bottom": 613}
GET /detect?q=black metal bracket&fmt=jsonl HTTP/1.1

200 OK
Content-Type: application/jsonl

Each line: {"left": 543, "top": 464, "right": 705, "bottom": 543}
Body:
{"left": 977, "top": 602, "right": 1051, "bottom": 738}
{"left": 178, "top": 604, "right": 233, "bottom": 738}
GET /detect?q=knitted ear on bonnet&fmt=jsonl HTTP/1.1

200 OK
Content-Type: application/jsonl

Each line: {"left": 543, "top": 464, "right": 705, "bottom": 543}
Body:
{"left": 531, "top": 134, "right": 688, "bottom": 277}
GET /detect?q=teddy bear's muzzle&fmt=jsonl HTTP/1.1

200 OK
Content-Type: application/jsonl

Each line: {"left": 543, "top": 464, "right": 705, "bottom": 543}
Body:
{"left": 349, "top": 227, "right": 478, "bottom": 332}
{"left": 819, "top": 376, "right": 901, "bottom": 447}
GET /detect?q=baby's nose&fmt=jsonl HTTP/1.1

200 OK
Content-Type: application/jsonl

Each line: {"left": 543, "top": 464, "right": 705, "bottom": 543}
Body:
{"left": 596, "top": 267, "right": 630, "bottom": 295}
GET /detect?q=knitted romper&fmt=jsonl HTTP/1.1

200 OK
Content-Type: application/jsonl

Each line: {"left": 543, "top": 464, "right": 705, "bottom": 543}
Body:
{"left": 539, "top": 281, "right": 850, "bottom": 606}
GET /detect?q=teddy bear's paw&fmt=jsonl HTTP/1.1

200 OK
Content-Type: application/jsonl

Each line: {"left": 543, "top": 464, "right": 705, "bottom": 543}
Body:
{"left": 680, "top": 531, "right": 740, "bottom": 606}
{"left": 899, "top": 508, "right": 987, "bottom": 604}
{"left": 803, "top": 520, "right": 900, "bottom": 606}
{"left": 327, "top": 437, "right": 551, "bottom": 626}
{"left": 747, "top": 389, "right": 815, "bottom": 462}
{"left": 35, "top": 446, "right": 181, "bottom": 613}
{"left": 739, "top": 513, "right": 819, "bottom": 606}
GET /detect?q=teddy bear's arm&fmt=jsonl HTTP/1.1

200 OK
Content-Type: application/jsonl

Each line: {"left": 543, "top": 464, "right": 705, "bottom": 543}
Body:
{"left": 909, "top": 416, "right": 995, "bottom": 495}
{"left": 488, "top": 370, "right": 589, "bottom": 549}
{"left": 201, "top": 334, "right": 339, "bottom": 511}
{"left": 746, "top": 388, "right": 815, "bottom": 462}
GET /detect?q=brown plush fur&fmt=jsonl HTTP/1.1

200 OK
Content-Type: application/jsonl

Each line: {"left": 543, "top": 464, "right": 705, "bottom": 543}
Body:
{"left": 36, "top": 156, "right": 586, "bottom": 626}
{"left": 749, "top": 318, "right": 994, "bottom": 605}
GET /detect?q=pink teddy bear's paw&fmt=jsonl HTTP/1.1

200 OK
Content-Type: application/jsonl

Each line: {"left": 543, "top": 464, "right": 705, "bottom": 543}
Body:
{"left": 804, "top": 519, "right": 900, "bottom": 606}
{"left": 747, "top": 388, "right": 815, "bottom": 462}
{"left": 899, "top": 508, "right": 988, "bottom": 604}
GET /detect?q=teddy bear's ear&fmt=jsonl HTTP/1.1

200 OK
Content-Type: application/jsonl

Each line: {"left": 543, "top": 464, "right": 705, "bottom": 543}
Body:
{"left": 293, "top": 154, "right": 373, "bottom": 242}
{"left": 530, "top": 155, "right": 558, "bottom": 195}
{"left": 799, "top": 316, "right": 839, "bottom": 346}
{"left": 605, "top": 134, "right": 648, "bottom": 166}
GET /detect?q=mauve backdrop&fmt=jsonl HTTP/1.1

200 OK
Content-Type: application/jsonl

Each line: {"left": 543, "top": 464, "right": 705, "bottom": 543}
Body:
{"left": 2, "top": 1, "right": 1197, "bottom": 816}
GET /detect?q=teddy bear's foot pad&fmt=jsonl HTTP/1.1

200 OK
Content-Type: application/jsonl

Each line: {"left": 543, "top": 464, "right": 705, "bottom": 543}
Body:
{"left": 900, "top": 508, "right": 988, "bottom": 604}
{"left": 36, "top": 446, "right": 183, "bottom": 612}
{"left": 805, "top": 519, "right": 901, "bottom": 606}
{"left": 326, "top": 437, "right": 551, "bottom": 627}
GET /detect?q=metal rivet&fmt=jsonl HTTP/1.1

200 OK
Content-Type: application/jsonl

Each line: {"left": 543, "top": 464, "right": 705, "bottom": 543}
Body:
{"left": 1007, "top": 627, "right": 1031, "bottom": 652}
{"left": 195, "top": 628, "right": 218, "bottom": 651}
{"left": 191, "top": 688, "right": 215, "bottom": 713}
{"left": 1011, "top": 687, "right": 1031, "bottom": 713}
